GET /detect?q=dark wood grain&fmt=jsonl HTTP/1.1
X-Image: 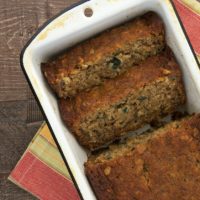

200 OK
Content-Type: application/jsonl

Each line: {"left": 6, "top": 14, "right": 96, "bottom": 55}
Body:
{"left": 0, "top": 101, "right": 42, "bottom": 171}
{"left": 0, "top": 173, "right": 36, "bottom": 200}
{"left": 0, "top": 0, "right": 78, "bottom": 199}
{"left": 0, "top": 101, "right": 42, "bottom": 200}
{"left": 0, "top": 0, "right": 76, "bottom": 102}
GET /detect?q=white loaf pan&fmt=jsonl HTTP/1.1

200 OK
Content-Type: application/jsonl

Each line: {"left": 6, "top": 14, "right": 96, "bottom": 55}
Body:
{"left": 21, "top": 0, "right": 200, "bottom": 199}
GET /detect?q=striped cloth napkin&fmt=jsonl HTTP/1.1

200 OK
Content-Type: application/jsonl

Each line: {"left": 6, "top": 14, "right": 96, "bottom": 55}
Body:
{"left": 9, "top": 0, "right": 200, "bottom": 199}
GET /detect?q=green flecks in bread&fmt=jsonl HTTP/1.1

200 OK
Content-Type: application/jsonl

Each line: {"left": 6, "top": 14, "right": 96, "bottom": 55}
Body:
{"left": 59, "top": 49, "right": 186, "bottom": 150}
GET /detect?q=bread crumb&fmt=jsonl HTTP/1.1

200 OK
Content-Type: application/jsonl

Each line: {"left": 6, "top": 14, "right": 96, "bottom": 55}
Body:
{"left": 104, "top": 166, "right": 111, "bottom": 176}
{"left": 163, "top": 69, "right": 171, "bottom": 75}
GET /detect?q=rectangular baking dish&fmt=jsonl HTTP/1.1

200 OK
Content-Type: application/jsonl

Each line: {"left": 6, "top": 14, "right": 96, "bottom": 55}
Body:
{"left": 21, "top": 0, "right": 200, "bottom": 199}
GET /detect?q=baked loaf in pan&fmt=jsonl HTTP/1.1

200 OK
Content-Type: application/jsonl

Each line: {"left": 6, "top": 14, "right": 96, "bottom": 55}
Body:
{"left": 85, "top": 114, "right": 200, "bottom": 200}
{"left": 59, "top": 49, "right": 186, "bottom": 150}
{"left": 42, "top": 12, "right": 165, "bottom": 98}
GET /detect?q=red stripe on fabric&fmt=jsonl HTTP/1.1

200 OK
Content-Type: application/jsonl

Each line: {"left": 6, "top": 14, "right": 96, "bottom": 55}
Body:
{"left": 10, "top": 151, "right": 80, "bottom": 200}
{"left": 173, "top": 0, "right": 200, "bottom": 54}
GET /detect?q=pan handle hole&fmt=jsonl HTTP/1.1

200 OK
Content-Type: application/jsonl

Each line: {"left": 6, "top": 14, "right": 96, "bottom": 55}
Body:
{"left": 84, "top": 8, "right": 93, "bottom": 17}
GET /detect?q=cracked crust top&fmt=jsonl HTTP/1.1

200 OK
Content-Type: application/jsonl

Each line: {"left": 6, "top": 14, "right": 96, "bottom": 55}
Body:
{"left": 85, "top": 114, "right": 200, "bottom": 200}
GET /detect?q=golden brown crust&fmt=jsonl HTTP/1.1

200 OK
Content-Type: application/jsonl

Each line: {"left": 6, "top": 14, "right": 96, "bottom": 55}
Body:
{"left": 42, "top": 12, "right": 164, "bottom": 97}
{"left": 85, "top": 114, "right": 200, "bottom": 200}
{"left": 59, "top": 49, "right": 181, "bottom": 122}
{"left": 59, "top": 49, "right": 186, "bottom": 150}
{"left": 43, "top": 12, "right": 163, "bottom": 72}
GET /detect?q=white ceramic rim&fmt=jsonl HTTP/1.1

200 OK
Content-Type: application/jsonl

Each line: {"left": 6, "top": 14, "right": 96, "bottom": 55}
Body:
{"left": 21, "top": 0, "right": 200, "bottom": 199}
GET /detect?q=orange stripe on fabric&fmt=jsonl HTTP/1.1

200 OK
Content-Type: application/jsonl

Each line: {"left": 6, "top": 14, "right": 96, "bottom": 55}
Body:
{"left": 39, "top": 123, "right": 57, "bottom": 147}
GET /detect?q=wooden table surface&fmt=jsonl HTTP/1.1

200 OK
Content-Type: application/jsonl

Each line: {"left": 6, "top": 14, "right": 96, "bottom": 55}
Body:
{"left": 0, "top": 0, "right": 77, "bottom": 199}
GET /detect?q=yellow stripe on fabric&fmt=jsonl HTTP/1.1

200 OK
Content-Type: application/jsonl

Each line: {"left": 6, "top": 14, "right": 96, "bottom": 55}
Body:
{"left": 180, "top": 0, "right": 200, "bottom": 15}
{"left": 197, "top": 55, "right": 200, "bottom": 63}
{"left": 29, "top": 134, "right": 72, "bottom": 180}
{"left": 39, "top": 123, "right": 57, "bottom": 147}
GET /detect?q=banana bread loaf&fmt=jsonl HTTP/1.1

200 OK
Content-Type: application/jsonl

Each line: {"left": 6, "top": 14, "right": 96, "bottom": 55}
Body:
{"left": 85, "top": 114, "right": 200, "bottom": 200}
{"left": 59, "top": 49, "right": 186, "bottom": 150}
{"left": 42, "top": 12, "right": 165, "bottom": 97}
